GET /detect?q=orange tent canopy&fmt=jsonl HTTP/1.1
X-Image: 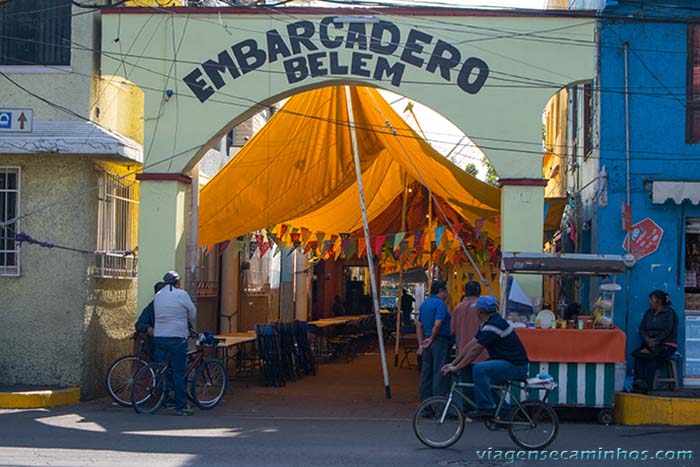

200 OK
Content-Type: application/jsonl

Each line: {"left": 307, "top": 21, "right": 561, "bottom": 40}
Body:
{"left": 198, "top": 86, "right": 501, "bottom": 246}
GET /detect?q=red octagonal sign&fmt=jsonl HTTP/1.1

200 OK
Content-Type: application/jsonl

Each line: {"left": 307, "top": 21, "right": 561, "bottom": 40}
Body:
{"left": 623, "top": 217, "right": 664, "bottom": 260}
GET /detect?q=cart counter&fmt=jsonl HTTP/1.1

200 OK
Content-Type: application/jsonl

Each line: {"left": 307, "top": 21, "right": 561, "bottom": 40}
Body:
{"left": 514, "top": 328, "right": 627, "bottom": 412}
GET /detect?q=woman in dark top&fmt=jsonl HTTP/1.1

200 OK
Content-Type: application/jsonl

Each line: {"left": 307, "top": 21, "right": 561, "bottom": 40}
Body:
{"left": 632, "top": 290, "right": 678, "bottom": 393}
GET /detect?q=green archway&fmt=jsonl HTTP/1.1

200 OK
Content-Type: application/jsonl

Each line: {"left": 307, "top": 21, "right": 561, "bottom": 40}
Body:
{"left": 100, "top": 6, "right": 595, "bottom": 308}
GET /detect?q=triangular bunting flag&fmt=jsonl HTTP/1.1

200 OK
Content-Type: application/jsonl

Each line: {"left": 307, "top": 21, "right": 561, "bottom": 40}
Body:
{"left": 347, "top": 238, "right": 357, "bottom": 259}
{"left": 453, "top": 222, "right": 464, "bottom": 236}
{"left": 321, "top": 239, "right": 334, "bottom": 257}
{"left": 374, "top": 235, "right": 387, "bottom": 256}
{"left": 297, "top": 227, "right": 309, "bottom": 244}
{"left": 393, "top": 232, "right": 406, "bottom": 252}
{"left": 358, "top": 237, "right": 367, "bottom": 258}
{"left": 279, "top": 224, "right": 290, "bottom": 241}
{"left": 414, "top": 230, "right": 425, "bottom": 249}
{"left": 218, "top": 240, "right": 231, "bottom": 256}
{"left": 304, "top": 240, "right": 318, "bottom": 255}
{"left": 316, "top": 232, "right": 326, "bottom": 246}
{"left": 248, "top": 241, "right": 258, "bottom": 260}
{"left": 259, "top": 241, "right": 272, "bottom": 257}
{"left": 341, "top": 238, "right": 351, "bottom": 257}
{"left": 434, "top": 226, "right": 446, "bottom": 248}
{"left": 255, "top": 233, "right": 265, "bottom": 248}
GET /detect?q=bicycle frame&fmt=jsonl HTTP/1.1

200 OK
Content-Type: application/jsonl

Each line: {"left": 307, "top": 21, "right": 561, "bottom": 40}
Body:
{"left": 439, "top": 379, "right": 552, "bottom": 427}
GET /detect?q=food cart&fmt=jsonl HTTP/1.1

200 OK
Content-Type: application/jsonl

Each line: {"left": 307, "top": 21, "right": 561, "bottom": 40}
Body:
{"left": 500, "top": 252, "right": 629, "bottom": 425}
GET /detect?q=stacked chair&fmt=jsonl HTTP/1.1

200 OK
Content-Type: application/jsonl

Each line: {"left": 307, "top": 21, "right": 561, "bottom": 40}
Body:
{"left": 255, "top": 321, "right": 317, "bottom": 387}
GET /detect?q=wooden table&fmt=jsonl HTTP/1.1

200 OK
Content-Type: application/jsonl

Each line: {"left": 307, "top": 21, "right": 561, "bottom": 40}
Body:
{"left": 215, "top": 332, "right": 258, "bottom": 377}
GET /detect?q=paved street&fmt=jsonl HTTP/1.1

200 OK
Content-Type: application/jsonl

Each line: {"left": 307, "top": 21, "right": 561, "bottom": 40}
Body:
{"left": 0, "top": 403, "right": 698, "bottom": 467}
{"left": 0, "top": 355, "right": 698, "bottom": 467}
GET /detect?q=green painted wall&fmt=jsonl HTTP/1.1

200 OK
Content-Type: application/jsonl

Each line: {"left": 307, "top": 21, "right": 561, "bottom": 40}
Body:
{"left": 101, "top": 9, "right": 595, "bottom": 302}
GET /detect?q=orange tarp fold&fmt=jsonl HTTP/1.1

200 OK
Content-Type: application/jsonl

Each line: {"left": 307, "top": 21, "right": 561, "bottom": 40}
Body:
{"left": 198, "top": 86, "right": 501, "bottom": 247}
{"left": 515, "top": 328, "right": 627, "bottom": 363}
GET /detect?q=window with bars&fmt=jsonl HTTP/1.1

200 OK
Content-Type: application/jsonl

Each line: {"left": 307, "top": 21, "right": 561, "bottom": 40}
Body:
{"left": 196, "top": 246, "right": 219, "bottom": 298}
{"left": 689, "top": 24, "right": 700, "bottom": 144}
{"left": 95, "top": 170, "right": 139, "bottom": 278}
{"left": 0, "top": 167, "right": 20, "bottom": 276}
{"left": 243, "top": 241, "right": 280, "bottom": 293}
{"left": 0, "top": 0, "right": 71, "bottom": 67}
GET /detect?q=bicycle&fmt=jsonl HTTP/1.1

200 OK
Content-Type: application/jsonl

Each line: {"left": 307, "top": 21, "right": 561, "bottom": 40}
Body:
{"left": 130, "top": 332, "right": 228, "bottom": 414}
{"left": 105, "top": 334, "right": 154, "bottom": 407}
{"left": 413, "top": 373, "right": 559, "bottom": 450}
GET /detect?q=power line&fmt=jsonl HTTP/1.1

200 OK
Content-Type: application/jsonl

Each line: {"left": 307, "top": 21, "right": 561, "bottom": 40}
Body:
{"left": 1, "top": 51, "right": 697, "bottom": 162}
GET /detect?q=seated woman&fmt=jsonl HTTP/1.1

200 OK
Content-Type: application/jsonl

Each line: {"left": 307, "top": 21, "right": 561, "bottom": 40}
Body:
{"left": 632, "top": 290, "right": 678, "bottom": 394}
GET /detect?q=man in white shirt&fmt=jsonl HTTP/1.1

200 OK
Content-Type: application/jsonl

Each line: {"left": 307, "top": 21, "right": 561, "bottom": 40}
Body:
{"left": 154, "top": 271, "right": 197, "bottom": 416}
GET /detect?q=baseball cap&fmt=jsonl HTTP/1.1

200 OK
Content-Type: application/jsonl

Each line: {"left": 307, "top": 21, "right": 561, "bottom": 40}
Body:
{"left": 476, "top": 296, "right": 498, "bottom": 312}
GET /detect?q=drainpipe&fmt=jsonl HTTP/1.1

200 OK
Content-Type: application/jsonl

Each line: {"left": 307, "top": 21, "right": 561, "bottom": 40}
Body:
{"left": 187, "top": 165, "right": 200, "bottom": 305}
{"left": 623, "top": 42, "right": 632, "bottom": 334}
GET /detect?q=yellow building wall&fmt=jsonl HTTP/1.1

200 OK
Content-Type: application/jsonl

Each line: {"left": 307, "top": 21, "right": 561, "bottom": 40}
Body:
{"left": 543, "top": 89, "right": 569, "bottom": 198}
{"left": 94, "top": 77, "right": 145, "bottom": 145}
{"left": 545, "top": 0, "right": 570, "bottom": 8}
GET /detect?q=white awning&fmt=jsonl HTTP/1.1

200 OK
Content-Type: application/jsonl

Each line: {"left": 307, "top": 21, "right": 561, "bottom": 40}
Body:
{"left": 652, "top": 181, "right": 700, "bottom": 205}
{"left": 0, "top": 120, "right": 142, "bottom": 163}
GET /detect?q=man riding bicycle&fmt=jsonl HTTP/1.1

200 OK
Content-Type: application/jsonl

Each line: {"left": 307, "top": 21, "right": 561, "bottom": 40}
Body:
{"left": 442, "top": 296, "right": 529, "bottom": 420}
{"left": 154, "top": 271, "right": 197, "bottom": 416}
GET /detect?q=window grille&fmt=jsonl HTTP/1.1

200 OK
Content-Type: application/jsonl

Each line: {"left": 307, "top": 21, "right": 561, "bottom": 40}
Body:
{"left": 0, "top": 167, "right": 20, "bottom": 276}
{"left": 196, "top": 246, "right": 219, "bottom": 297}
{"left": 95, "top": 170, "right": 138, "bottom": 278}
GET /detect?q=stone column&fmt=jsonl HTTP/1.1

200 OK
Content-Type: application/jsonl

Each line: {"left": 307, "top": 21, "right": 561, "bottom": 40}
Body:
{"left": 499, "top": 178, "right": 547, "bottom": 301}
{"left": 135, "top": 173, "right": 192, "bottom": 313}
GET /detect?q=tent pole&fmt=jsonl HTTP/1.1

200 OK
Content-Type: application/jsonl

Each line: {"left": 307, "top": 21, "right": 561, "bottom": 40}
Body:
{"left": 365, "top": 91, "right": 495, "bottom": 298}
{"left": 395, "top": 172, "right": 409, "bottom": 367}
{"left": 344, "top": 86, "right": 391, "bottom": 399}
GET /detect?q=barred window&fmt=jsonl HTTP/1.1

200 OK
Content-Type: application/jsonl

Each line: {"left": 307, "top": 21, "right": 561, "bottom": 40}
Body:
{"left": 196, "top": 246, "right": 220, "bottom": 298}
{"left": 95, "top": 170, "right": 139, "bottom": 278}
{"left": 0, "top": 167, "right": 20, "bottom": 276}
{"left": 0, "top": 0, "right": 71, "bottom": 67}
{"left": 243, "top": 239, "right": 280, "bottom": 293}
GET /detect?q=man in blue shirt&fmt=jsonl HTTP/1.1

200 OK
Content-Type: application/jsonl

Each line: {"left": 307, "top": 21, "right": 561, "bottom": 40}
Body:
{"left": 416, "top": 281, "right": 452, "bottom": 401}
{"left": 442, "top": 296, "right": 528, "bottom": 419}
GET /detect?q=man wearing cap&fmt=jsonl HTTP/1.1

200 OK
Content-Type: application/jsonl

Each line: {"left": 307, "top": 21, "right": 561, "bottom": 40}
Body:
{"left": 442, "top": 296, "right": 528, "bottom": 420}
{"left": 153, "top": 271, "right": 197, "bottom": 416}
{"left": 416, "top": 281, "right": 452, "bottom": 401}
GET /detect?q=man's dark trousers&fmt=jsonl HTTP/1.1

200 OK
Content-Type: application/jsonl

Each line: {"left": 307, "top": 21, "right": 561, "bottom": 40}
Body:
{"left": 419, "top": 336, "right": 451, "bottom": 402}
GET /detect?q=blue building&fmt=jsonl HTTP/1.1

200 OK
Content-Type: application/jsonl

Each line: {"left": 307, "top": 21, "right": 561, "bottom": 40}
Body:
{"left": 575, "top": 1, "right": 700, "bottom": 386}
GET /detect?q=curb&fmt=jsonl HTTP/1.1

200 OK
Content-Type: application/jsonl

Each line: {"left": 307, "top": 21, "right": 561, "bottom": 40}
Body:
{"left": 0, "top": 387, "right": 80, "bottom": 409}
{"left": 615, "top": 392, "right": 700, "bottom": 426}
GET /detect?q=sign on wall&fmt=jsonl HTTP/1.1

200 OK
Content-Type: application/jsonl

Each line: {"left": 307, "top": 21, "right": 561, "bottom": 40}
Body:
{"left": 622, "top": 217, "right": 664, "bottom": 260}
{"left": 182, "top": 17, "right": 490, "bottom": 103}
{"left": 0, "top": 108, "right": 32, "bottom": 132}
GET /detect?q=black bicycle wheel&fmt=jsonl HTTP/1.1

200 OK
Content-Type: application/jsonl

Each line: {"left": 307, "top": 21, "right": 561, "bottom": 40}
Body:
{"left": 191, "top": 358, "right": 228, "bottom": 410}
{"left": 412, "top": 396, "right": 465, "bottom": 448}
{"left": 131, "top": 362, "right": 167, "bottom": 415}
{"left": 106, "top": 356, "right": 149, "bottom": 407}
{"left": 508, "top": 400, "right": 559, "bottom": 450}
